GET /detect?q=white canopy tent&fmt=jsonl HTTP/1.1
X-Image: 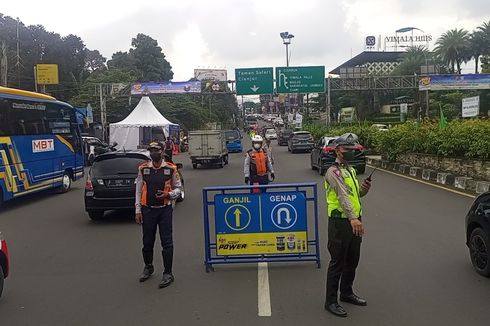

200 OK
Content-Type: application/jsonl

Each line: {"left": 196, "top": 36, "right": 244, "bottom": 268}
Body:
{"left": 109, "top": 96, "right": 178, "bottom": 150}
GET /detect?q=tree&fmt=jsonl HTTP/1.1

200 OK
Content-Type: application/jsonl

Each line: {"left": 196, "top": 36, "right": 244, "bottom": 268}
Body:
{"left": 84, "top": 49, "right": 106, "bottom": 73}
{"left": 130, "top": 34, "right": 173, "bottom": 81}
{"left": 393, "top": 46, "right": 431, "bottom": 75}
{"left": 435, "top": 28, "right": 470, "bottom": 74}
{"left": 468, "top": 30, "right": 488, "bottom": 73}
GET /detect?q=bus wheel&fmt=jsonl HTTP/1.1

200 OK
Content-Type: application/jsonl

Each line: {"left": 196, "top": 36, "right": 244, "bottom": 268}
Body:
{"left": 58, "top": 172, "right": 72, "bottom": 193}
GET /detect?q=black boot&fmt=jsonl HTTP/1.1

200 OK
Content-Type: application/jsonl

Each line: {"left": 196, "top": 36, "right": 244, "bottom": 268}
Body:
{"left": 139, "top": 264, "right": 154, "bottom": 282}
{"left": 325, "top": 303, "right": 348, "bottom": 317}
{"left": 159, "top": 273, "right": 174, "bottom": 288}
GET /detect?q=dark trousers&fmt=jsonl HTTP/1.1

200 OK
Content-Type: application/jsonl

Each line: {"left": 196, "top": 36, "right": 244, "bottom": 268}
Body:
{"left": 141, "top": 205, "right": 174, "bottom": 274}
{"left": 250, "top": 175, "right": 269, "bottom": 193}
{"left": 325, "top": 218, "right": 362, "bottom": 305}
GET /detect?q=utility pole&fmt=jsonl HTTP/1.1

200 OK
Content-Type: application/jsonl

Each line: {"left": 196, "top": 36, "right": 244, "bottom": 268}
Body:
{"left": 0, "top": 42, "right": 7, "bottom": 86}
{"left": 15, "top": 17, "right": 23, "bottom": 88}
{"left": 98, "top": 84, "right": 107, "bottom": 142}
{"left": 326, "top": 76, "right": 331, "bottom": 127}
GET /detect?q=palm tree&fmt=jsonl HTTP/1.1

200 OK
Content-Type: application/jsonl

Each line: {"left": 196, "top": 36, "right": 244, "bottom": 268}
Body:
{"left": 469, "top": 30, "right": 488, "bottom": 73}
{"left": 435, "top": 28, "right": 470, "bottom": 74}
{"left": 393, "top": 46, "right": 430, "bottom": 75}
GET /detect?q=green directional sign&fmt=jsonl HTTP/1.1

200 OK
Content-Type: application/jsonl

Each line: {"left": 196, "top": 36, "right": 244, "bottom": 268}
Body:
{"left": 235, "top": 67, "right": 274, "bottom": 96}
{"left": 275, "top": 66, "right": 325, "bottom": 94}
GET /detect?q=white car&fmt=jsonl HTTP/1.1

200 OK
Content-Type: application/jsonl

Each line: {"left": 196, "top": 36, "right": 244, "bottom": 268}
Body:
{"left": 265, "top": 129, "right": 278, "bottom": 140}
{"left": 372, "top": 124, "right": 389, "bottom": 131}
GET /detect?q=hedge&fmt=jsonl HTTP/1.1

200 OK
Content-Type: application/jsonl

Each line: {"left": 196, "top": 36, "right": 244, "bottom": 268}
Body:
{"left": 303, "top": 119, "right": 490, "bottom": 160}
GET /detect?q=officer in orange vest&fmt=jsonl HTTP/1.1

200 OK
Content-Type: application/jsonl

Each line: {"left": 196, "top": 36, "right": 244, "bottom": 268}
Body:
{"left": 244, "top": 135, "right": 275, "bottom": 186}
{"left": 135, "top": 142, "right": 182, "bottom": 288}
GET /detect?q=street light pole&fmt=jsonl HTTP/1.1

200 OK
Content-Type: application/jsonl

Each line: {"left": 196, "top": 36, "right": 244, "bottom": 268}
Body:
{"left": 280, "top": 32, "right": 294, "bottom": 117}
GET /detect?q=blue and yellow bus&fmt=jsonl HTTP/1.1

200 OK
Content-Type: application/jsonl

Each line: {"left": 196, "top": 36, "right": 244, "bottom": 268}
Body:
{"left": 0, "top": 86, "right": 84, "bottom": 206}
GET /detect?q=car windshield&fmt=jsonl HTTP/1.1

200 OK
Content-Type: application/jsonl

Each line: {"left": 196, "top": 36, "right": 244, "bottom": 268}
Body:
{"left": 92, "top": 156, "right": 147, "bottom": 176}
{"left": 265, "top": 129, "right": 276, "bottom": 134}
{"left": 225, "top": 131, "right": 239, "bottom": 140}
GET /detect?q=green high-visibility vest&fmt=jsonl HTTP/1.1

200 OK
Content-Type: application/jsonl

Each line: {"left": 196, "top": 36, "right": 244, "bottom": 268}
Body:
{"left": 325, "top": 165, "right": 362, "bottom": 218}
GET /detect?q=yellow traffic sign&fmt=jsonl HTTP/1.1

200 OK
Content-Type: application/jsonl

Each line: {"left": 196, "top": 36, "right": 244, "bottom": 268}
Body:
{"left": 36, "top": 64, "right": 59, "bottom": 85}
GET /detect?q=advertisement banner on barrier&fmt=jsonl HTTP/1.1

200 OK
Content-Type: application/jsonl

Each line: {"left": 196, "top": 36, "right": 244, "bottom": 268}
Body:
{"left": 214, "top": 192, "right": 307, "bottom": 256}
{"left": 131, "top": 81, "right": 202, "bottom": 94}
{"left": 419, "top": 74, "right": 490, "bottom": 91}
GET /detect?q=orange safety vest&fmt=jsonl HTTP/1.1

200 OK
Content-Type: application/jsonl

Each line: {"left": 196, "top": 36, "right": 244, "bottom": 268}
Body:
{"left": 139, "top": 161, "right": 176, "bottom": 206}
{"left": 249, "top": 150, "right": 268, "bottom": 176}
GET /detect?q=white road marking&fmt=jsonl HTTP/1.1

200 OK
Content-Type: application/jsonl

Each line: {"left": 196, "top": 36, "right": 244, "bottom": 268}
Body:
{"left": 258, "top": 262, "right": 271, "bottom": 317}
{"left": 367, "top": 164, "right": 476, "bottom": 198}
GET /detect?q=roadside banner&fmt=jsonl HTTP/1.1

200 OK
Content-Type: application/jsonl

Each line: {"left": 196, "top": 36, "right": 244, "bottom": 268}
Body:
{"left": 131, "top": 81, "right": 201, "bottom": 95}
{"left": 419, "top": 74, "right": 490, "bottom": 91}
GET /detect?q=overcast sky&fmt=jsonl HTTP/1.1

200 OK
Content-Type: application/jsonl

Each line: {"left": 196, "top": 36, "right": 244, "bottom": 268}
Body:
{"left": 2, "top": 0, "right": 489, "bottom": 80}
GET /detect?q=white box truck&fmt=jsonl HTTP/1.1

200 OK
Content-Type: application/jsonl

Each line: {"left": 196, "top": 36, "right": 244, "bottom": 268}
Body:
{"left": 188, "top": 130, "right": 229, "bottom": 169}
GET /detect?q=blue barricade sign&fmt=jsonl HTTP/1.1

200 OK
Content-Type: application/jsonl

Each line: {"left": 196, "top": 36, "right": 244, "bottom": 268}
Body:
{"left": 202, "top": 183, "right": 321, "bottom": 271}
{"left": 215, "top": 192, "right": 307, "bottom": 256}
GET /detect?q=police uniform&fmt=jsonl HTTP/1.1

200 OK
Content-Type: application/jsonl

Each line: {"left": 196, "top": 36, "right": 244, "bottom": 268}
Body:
{"left": 135, "top": 156, "right": 182, "bottom": 286}
{"left": 244, "top": 148, "right": 274, "bottom": 185}
{"left": 324, "top": 134, "right": 370, "bottom": 317}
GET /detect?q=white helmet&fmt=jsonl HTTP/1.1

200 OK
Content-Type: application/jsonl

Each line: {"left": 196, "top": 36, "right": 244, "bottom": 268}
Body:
{"left": 252, "top": 135, "right": 263, "bottom": 143}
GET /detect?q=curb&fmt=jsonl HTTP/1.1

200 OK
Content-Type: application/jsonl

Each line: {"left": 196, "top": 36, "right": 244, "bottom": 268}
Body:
{"left": 367, "top": 157, "right": 487, "bottom": 196}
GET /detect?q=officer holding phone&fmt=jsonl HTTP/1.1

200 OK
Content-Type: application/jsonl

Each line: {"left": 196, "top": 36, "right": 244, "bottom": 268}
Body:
{"left": 135, "top": 142, "right": 182, "bottom": 288}
{"left": 323, "top": 133, "right": 372, "bottom": 318}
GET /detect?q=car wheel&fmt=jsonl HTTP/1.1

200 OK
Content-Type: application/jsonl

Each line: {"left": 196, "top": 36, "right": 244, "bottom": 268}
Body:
{"left": 57, "top": 172, "right": 72, "bottom": 194}
{"left": 192, "top": 163, "right": 197, "bottom": 169}
{"left": 87, "top": 210, "right": 104, "bottom": 221}
{"left": 356, "top": 165, "right": 366, "bottom": 174}
{"left": 469, "top": 228, "right": 490, "bottom": 277}
{"left": 0, "top": 263, "right": 4, "bottom": 298}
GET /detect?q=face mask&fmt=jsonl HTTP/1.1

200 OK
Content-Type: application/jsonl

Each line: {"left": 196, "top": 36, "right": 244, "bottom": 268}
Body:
{"left": 341, "top": 150, "right": 355, "bottom": 161}
{"left": 150, "top": 152, "right": 162, "bottom": 162}
{"left": 253, "top": 143, "right": 262, "bottom": 150}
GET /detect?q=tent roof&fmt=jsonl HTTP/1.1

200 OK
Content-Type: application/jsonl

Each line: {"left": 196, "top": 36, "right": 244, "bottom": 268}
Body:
{"left": 110, "top": 96, "right": 176, "bottom": 128}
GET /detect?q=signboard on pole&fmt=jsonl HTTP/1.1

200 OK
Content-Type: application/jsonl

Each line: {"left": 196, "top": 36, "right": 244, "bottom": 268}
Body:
{"left": 194, "top": 69, "right": 228, "bottom": 81}
{"left": 36, "top": 64, "right": 59, "bottom": 85}
{"left": 214, "top": 192, "right": 308, "bottom": 256}
{"left": 419, "top": 74, "right": 490, "bottom": 90}
{"left": 235, "top": 67, "right": 274, "bottom": 95}
{"left": 131, "top": 81, "right": 201, "bottom": 95}
{"left": 275, "top": 66, "right": 325, "bottom": 94}
{"left": 462, "top": 96, "right": 480, "bottom": 117}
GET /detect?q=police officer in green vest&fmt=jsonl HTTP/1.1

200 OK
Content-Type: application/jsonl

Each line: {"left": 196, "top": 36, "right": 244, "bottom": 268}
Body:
{"left": 324, "top": 133, "right": 371, "bottom": 318}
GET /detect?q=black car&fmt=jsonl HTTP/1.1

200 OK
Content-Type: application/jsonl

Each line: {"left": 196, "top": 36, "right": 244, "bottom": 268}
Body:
{"left": 84, "top": 150, "right": 184, "bottom": 220}
{"left": 466, "top": 191, "right": 490, "bottom": 277}
{"left": 310, "top": 136, "right": 366, "bottom": 175}
{"left": 277, "top": 129, "right": 293, "bottom": 146}
{"left": 288, "top": 131, "right": 315, "bottom": 153}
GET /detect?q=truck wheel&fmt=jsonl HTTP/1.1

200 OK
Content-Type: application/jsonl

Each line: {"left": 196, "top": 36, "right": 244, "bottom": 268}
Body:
{"left": 469, "top": 228, "right": 490, "bottom": 277}
{"left": 192, "top": 163, "right": 197, "bottom": 169}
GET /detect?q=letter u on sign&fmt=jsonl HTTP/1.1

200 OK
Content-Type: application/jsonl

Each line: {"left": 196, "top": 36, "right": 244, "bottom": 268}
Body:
{"left": 32, "top": 139, "right": 55, "bottom": 153}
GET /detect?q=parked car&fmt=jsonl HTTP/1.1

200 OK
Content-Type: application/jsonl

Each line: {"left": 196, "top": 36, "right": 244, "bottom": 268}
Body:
{"left": 0, "top": 231, "right": 9, "bottom": 298}
{"left": 372, "top": 124, "right": 389, "bottom": 132}
{"left": 310, "top": 136, "right": 366, "bottom": 175}
{"left": 288, "top": 131, "right": 315, "bottom": 153}
{"left": 224, "top": 130, "right": 243, "bottom": 153}
{"left": 264, "top": 129, "right": 278, "bottom": 140}
{"left": 466, "top": 191, "right": 490, "bottom": 277}
{"left": 84, "top": 150, "right": 185, "bottom": 220}
{"left": 277, "top": 129, "right": 293, "bottom": 146}
{"left": 82, "top": 136, "right": 117, "bottom": 166}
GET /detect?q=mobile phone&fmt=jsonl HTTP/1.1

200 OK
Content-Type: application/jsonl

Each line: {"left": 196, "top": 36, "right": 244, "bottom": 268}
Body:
{"left": 366, "top": 168, "right": 377, "bottom": 181}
